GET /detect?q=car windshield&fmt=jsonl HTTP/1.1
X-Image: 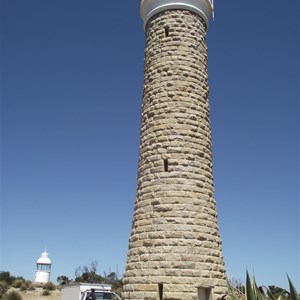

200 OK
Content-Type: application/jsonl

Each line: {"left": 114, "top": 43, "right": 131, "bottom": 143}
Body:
{"left": 86, "top": 292, "right": 122, "bottom": 300}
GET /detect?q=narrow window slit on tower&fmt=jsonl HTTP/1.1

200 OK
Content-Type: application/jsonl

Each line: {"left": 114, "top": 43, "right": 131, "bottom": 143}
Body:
{"left": 158, "top": 283, "right": 164, "bottom": 300}
{"left": 164, "top": 26, "right": 169, "bottom": 37}
{"left": 164, "top": 159, "right": 168, "bottom": 172}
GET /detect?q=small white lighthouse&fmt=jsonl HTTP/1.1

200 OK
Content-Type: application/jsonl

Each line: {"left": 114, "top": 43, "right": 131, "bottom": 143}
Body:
{"left": 34, "top": 250, "right": 52, "bottom": 284}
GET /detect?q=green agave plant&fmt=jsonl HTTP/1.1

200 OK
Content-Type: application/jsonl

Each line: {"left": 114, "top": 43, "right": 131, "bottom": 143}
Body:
{"left": 227, "top": 271, "right": 299, "bottom": 300}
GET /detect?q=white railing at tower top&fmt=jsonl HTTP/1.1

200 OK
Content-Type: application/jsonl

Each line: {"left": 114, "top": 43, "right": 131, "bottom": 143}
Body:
{"left": 140, "top": 0, "right": 214, "bottom": 29}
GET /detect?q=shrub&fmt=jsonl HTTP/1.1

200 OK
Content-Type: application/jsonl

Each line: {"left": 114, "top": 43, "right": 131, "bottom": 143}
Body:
{"left": 20, "top": 281, "right": 31, "bottom": 291}
{"left": 43, "top": 282, "right": 55, "bottom": 291}
{"left": 11, "top": 280, "right": 23, "bottom": 289}
{"left": 41, "top": 290, "right": 50, "bottom": 296}
{"left": 3, "top": 290, "right": 22, "bottom": 300}
{"left": 0, "top": 281, "right": 9, "bottom": 298}
{"left": 27, "top": 284, "right": 35, "bottom": 291}
{"left": 19, "top": 284, "right": 27, "bottom": 291}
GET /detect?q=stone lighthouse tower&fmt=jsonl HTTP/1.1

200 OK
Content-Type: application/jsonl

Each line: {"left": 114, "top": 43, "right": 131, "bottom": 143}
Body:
{"left": 123, "top": 1, "right": 227, "bottom": 299}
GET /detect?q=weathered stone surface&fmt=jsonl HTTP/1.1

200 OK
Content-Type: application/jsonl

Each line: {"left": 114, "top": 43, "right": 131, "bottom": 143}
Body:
{"left": 123, "top": 9, "right": 227, "bottom": 300}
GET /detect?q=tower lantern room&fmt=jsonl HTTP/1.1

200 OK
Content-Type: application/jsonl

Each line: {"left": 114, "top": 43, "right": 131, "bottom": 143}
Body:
{"left": 34, "top": 250, "right": 51, "bottom": 284}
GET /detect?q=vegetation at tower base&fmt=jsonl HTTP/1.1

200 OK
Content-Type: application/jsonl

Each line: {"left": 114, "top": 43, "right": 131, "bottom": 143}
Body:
{"left": 0, "top": 270, "right": 298, "bottom": 300}
{"left": 226, "top": 271, "right": 299, "bottom": 300}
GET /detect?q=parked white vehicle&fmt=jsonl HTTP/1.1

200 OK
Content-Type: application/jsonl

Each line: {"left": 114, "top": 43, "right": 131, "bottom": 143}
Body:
{"left": 61, "top": 283, "right": 122, "bottom": 300}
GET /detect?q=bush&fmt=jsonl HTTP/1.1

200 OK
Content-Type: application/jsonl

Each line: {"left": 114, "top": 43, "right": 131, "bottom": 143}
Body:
{"left": 3, "top": 290, "right": 22, "bottom": 300}
{"left": 27, "top": 284, "right": 35, "bottom": 291}
{"left": 0, "top": 281, "right": 9, "bottom": 299}
{"left": 19, "top": 281, "right": 31, "bottom": 292}
{"left": 43, "top": 282, "right": 55, "bottom": 291}
{"left": 41, "top": 290, "right": 51, "bottom": 296}
{"left": 19, "top": 284, "right": 27, "bottom": 292}
{"left": 11, "top": 280, "right": 23, "bottom": 289}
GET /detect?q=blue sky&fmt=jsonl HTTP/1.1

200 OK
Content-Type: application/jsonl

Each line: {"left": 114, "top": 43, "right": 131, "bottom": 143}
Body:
{"left": 1, "top": 0, "right": 299, "bottom": 291}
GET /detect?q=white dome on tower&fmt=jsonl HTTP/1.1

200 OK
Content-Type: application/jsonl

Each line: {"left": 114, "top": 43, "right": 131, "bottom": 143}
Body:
{"left": 37, "top": 251, "right": 51, "bottom": 264}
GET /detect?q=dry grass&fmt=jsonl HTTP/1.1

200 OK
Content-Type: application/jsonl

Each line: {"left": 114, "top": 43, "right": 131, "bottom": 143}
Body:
{"left": 10, "top": 288, "right": 60, "bottom": 300}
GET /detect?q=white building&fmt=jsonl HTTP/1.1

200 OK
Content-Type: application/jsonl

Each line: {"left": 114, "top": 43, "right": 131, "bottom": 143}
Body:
{"left": 34, "top": 250, "right": 52, "bottom": 284}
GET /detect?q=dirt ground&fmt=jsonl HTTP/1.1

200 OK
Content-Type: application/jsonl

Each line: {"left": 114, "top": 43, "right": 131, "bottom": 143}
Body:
{"left": 10, "top": 288, "right": 60, "bottom": 300}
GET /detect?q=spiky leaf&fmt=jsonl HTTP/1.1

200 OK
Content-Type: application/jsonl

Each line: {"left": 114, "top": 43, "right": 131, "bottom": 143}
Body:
{"left": 251, "top": 275, "right": 265, "bottom": 300}
{"left": 266, "top": 287, "right": 275, "bottom": 300}
{"left": 246, "top": 271, "right": 256, "bottom": 300}
{"left": 277, "top": 292, "right": 288, "bottom": 300}
{"left": 287, "top": 275, "right": 299, "bottom": 300}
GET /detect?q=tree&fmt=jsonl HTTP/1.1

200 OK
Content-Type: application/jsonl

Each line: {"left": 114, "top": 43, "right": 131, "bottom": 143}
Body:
{"left": 0, "top": 271, "right": 23, "bottom": 286}
{"left": 228, "top": 276, "right": 245, "bottom": 294}
{"left": 0, "top": 272, "right": 13, "bottom": 285}
{"left": 57, "top": 276, "right": 70, "bottom": 285}
{"left": 105, "top": 272, "right": 117, "bottom": 283}
{"left": 74, "top": 261, "right": 105, "bottom": 283}
{"left": 103, "top": 271, "right": 123, "bottom": 296}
